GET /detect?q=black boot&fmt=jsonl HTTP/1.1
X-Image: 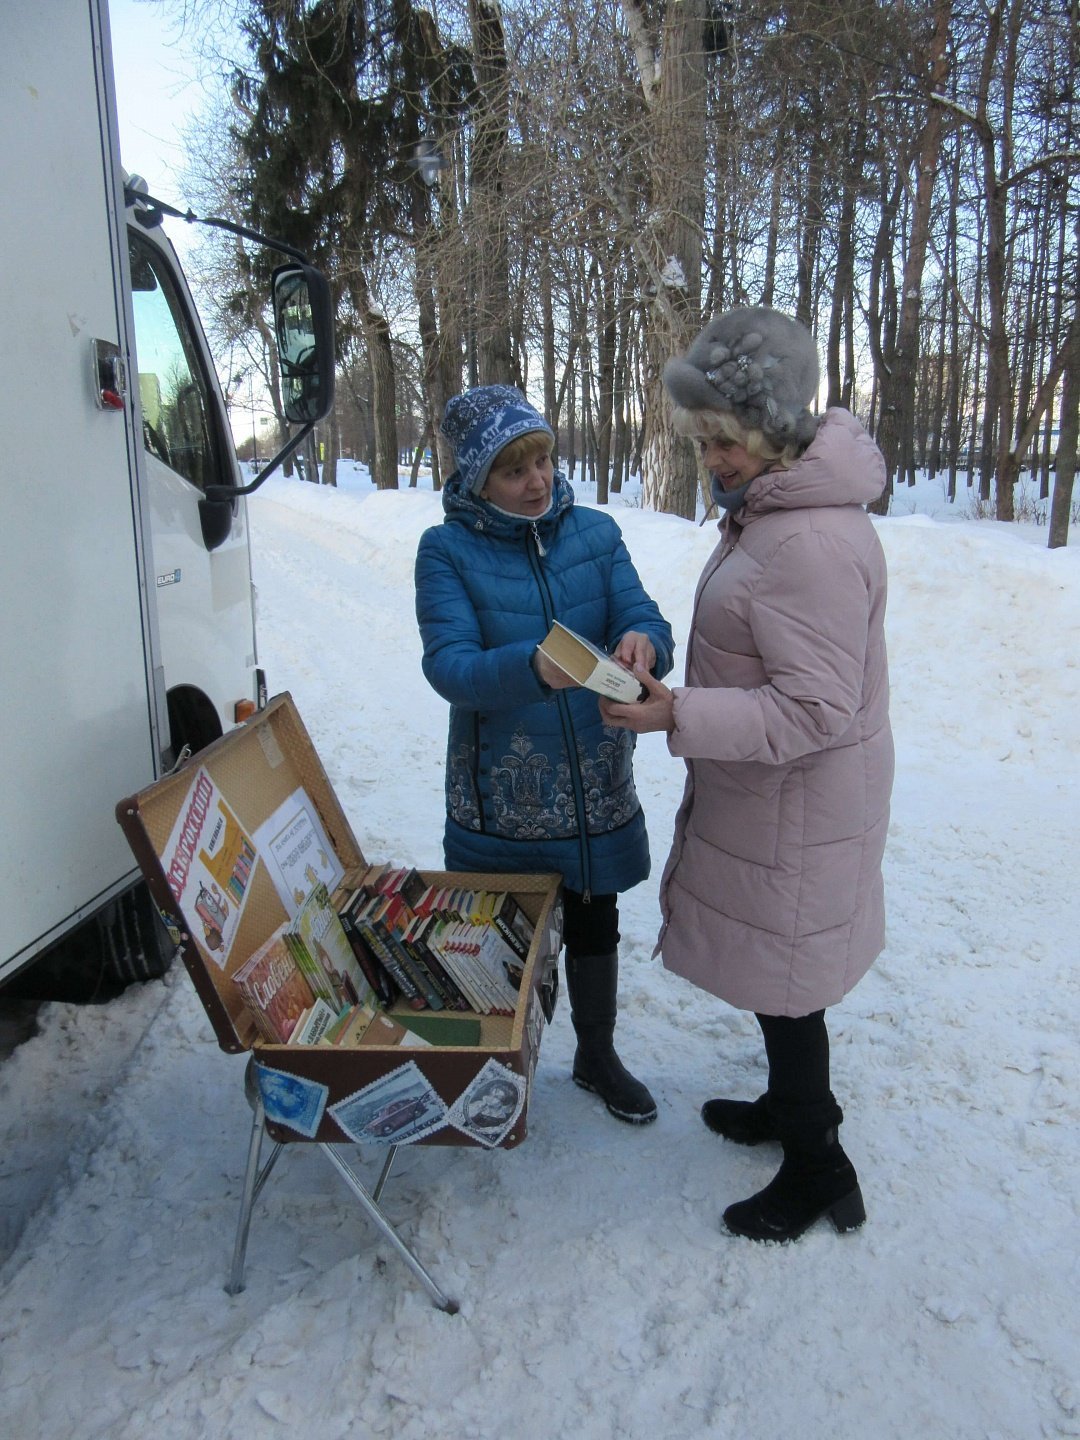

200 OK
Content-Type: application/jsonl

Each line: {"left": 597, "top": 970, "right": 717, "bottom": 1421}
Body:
{"left": 722, "top": 1098, "right": 866, "bottom": 1242}
{"left": 564, "top": 951, "right": 657, "bottom": 1124}
{"left": 701, "top": 1093, "right": 778, "bottom": 1145}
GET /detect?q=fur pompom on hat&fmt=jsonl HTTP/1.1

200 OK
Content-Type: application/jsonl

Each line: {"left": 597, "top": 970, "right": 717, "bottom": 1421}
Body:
{"left": 663, "top": 306, "right": 820, "bottom": 449}
{"left": 440, "top": 385, "right": 555, "bottom": 495}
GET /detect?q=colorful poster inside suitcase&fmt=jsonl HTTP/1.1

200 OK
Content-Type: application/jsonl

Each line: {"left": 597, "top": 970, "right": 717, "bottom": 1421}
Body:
{"left": 251, "top": 788, "right": 344, "bottom": 917}
{"left": 161, "top": 766, "right": 257, "bottom": 967}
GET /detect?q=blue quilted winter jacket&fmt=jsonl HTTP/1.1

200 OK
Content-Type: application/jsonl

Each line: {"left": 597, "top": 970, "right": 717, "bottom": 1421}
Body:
{"left": 415, "top": 472, "right": 675, "bottom": 895}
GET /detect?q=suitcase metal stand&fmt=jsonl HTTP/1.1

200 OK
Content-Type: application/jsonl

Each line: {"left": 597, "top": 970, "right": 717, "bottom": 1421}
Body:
{"left": 116, "top": 694, "right": 562, "bottom": 1312}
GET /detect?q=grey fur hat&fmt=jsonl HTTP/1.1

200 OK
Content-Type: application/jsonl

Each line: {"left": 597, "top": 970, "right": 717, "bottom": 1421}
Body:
{"left": 663, "top": 306, "right": 820, "bottom": 449}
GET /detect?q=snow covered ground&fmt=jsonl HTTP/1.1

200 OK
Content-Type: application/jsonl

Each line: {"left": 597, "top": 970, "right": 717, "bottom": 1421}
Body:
{"left": 1, "top": 461, "right": 1078, "bottom": 1439}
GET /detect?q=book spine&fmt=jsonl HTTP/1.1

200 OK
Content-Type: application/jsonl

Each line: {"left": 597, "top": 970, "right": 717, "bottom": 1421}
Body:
{"left": 491, "top": 913, "right": 530, "bottom": 963}
{"left": 283, "top": 932, "right": 338, "bottom": 1007}
{"left": 473, "top": 927, "right": 521, "bottom": 1013}
{"left": 354, "top": 918, "right": 426, "bottom": 1010}
{"left": 429, "top": 927, "right": 490, "bottom": 1014}
{"left": 459, "top": 932, "right": 511, "bottom": 1014}
{"left": 375, "top": 921, "right": 445, "bottom": 1011}
{"left": 397, "top": 931, "right": 458, "bottom": 1009}
{"left": 409, "top": 932, "right": 472, "bottom": 1011}
{"left": 339, "top": 910, "right": 396, "bottom": 1006}
{"left": 455, "top": 938, "right": 504, "bottom": 1014}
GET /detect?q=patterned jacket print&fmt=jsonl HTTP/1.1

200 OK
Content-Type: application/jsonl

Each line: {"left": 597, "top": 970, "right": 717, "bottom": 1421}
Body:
{"left": 415, "top": 472, "right": 675, "bottom": 895}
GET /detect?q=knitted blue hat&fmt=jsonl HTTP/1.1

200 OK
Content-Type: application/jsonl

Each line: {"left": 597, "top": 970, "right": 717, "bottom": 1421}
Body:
{"left": 440, "top": 385, "right": 554, "bottom": 494}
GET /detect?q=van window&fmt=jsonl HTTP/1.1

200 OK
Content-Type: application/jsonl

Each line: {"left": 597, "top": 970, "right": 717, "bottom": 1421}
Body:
{"left": 128, "top": 231, "right": 223, "bottom": 493}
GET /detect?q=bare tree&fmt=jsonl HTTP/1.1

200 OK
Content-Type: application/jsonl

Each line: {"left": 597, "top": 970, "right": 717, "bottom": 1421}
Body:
{"left": 870, "top": 0, "right": 954, "bottom": 516}
{"left": 619, "top": 0, "right": 709, "bottom": 518}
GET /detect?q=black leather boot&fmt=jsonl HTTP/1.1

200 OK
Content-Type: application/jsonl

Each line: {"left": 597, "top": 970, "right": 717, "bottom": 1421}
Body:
{"left": 564, "top": 951, "right": 657, "bottom": 1124}
{"left": 722, "top": 1097, "right": 865, "bottom": 1241}
{"left": 701, "top": 1093, "right": 778, "bottom": 1145}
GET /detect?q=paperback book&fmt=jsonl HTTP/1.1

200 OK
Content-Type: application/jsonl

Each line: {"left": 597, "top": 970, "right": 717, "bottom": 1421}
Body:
{"left": 287, "top": 883, "right": 377, "bottom": 1018}
{"left": 232, "top": 926, "right": 316, "bottom": 1044}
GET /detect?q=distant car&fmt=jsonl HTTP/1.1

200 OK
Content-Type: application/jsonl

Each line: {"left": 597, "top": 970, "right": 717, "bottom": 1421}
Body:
{"left": 365, "top": 1093, "right": 430, "bottom": 1137}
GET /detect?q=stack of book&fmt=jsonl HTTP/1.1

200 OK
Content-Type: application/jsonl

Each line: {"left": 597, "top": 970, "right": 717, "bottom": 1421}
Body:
{"left": 233, "top": 867, "right": 537, "bottom": 1048}
{"left": 335, "top": 866, "right": 535, "bottom": 1019}
{"left": 233, "top": 883, "right": 389, "bottom": 1047}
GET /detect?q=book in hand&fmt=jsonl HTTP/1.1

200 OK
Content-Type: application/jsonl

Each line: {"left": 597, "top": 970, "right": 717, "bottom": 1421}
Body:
{"left": 537, "top": 621, "right": 646, "bottom": 702}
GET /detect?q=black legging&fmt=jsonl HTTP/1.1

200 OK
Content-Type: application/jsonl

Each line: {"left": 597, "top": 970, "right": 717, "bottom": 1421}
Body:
{"left": 562, "top": 890, "right": 619, "bottom": 956}
{"left": 755, "top": 1009, "right": 831, "bottom": 1106}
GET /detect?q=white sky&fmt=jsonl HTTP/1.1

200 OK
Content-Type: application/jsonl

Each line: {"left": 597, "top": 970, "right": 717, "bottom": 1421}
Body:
{"left": 109, "top": 0, "right": 210, "bottom": 199}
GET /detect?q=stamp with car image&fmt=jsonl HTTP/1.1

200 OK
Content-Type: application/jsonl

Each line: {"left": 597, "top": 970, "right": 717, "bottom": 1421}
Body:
{"left": 329, "top": 1060, "right": 448, "bottom": 1145}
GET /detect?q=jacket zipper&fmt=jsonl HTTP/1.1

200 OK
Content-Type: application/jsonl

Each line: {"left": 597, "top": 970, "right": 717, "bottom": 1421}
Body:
{"left": 525, "top": 526, "right": 591, "bottom": 897}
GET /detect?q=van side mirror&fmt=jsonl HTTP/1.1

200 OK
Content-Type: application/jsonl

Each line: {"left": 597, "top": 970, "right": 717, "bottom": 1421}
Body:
{"left": 204, "top": 260, "right": 336, "bottom": 502}
{"left": 126, "top": 184, "right": 339, "bottom": 503}
{"left": 272, "top": 262, "right": 335, "bottom": 425}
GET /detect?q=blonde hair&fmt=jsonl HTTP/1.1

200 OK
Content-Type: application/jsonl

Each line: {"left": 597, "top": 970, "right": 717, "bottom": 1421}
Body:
{"left": 669, "top": 404, "right": 800, "bottom": 470}
{"left": 492, "top": 431, "right": 554, "bottom": 469}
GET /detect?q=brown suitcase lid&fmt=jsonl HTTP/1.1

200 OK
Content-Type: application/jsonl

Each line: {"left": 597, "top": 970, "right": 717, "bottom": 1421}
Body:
{"left": 116, "top": 693, "right": 367, "bottom": 1053}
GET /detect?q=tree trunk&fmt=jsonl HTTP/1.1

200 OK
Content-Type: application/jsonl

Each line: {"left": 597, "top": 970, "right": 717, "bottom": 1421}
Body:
{"left": 594, "top": 262, "right": 616, "bottom": 505}
{"left": 1049, "top": 315, "right": 1080, "bottom": 549}
{"left": 621, "top": 0, "right": 708, "bottom": 518}
{"left": 866, "top": 171, "right": 902, "bottom": 515}
{"left": 349, "top": 268, "right": 398, "bottom": 490}
{"left": 827, "top": 125, "right": 863, "bottom": 409}
{"left": 541, "top": 241, "right": 559, "bottom": 459}
{"left": 468, "top": 0, "right": 512, "bottom": 384}
{"left": 875, "top": 0, "right": 953, "bottom": 506}
{"left": 322, "top": 406, "right": 339, "bottom": 487}
{"left": 414, "top": 213, "right": 452, "bottom": 487}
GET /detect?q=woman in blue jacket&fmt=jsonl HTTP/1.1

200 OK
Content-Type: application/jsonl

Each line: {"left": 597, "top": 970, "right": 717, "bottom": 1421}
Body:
{"left": 415, "top": 385, "right": 675, "bottom": 1123}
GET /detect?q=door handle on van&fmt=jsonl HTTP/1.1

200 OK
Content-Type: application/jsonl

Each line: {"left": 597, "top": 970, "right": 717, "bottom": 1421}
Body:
{"left": 91, "top": 338, "right": 127, "bottom": 410}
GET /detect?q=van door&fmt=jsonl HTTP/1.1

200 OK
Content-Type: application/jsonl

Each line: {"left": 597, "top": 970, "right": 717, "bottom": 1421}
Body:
{"left": 127, "top": 223, "right": 259, "bottom": 757}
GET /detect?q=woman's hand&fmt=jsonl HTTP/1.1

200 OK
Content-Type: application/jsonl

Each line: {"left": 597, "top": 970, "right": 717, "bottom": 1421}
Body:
{"left": 532, "top": 646, "right": 578, "bottom": 689}
{"left": 612, "top": 630, "right": 657, "bottom": 673}
{"left": 599, "top": 667, "right": 675, "bottom": 734}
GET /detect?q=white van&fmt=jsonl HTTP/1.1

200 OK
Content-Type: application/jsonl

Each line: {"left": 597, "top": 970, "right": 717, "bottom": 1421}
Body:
{"left": 1, "top": 0, "right": 334, "bottom": 996}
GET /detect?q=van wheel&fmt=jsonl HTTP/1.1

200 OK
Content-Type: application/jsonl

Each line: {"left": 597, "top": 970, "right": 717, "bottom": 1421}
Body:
{"left": 166, "top": 686, "right": 222, "bottom": 768}
{"left": 3, "top": 883, "right": 176, "bottom": 1004}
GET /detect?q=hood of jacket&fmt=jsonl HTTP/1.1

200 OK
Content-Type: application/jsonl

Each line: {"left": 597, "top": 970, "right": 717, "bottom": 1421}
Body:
{"left": 735, "top": 408, "right": 885, "bottom": 524}
{"left": 441, "top": 468, "right": 575, "bottom": 542}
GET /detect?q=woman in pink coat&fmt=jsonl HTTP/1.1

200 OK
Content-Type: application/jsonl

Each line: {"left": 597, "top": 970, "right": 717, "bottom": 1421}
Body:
{"left": 602, "top": 307, "right": 893, "bottom": 1243}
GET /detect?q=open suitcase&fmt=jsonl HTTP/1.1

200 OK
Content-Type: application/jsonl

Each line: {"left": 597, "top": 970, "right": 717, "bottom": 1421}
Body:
{"left": 116, "top": 693, "right": 562, "bottom": 1310}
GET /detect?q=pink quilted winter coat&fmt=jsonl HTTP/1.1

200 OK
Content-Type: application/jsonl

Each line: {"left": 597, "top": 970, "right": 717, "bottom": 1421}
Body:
{"left": 657, "top": 408, "right": 894, "bottom": 1016}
